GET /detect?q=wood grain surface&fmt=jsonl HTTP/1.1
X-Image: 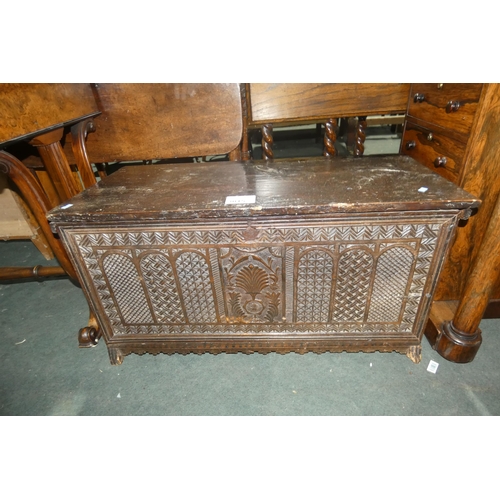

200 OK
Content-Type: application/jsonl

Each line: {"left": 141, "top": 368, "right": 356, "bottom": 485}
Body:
{"left": 248, "top": 84, "right": 410, "bottom": 124}
{"left": 0, "top": 84, "right": 99, "bottom": 146}
{"left": 48, "top": 155, "right": 479, "bottom": 224}
{"left": 83, "top": 83, "right": 243, "bottom": 162}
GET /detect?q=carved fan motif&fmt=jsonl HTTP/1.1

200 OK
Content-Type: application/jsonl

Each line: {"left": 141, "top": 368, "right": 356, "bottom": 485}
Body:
{"left": 235, "top": 264, "right": 269, "bottom": 299}
{"left": 222, "top": 249, "right": 283, "bottom": 324}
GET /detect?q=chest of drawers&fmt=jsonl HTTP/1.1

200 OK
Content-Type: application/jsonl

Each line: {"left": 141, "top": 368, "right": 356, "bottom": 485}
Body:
{"left": 402, "top": 83, "right": 483, "bottom": 183}
{"left": 48, "top": 156, "right": 479, "bottom": 365}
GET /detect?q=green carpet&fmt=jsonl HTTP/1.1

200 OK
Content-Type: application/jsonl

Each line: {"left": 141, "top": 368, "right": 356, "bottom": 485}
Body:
{"left": 1, "top": 239, "right": 499, "bottom": 416}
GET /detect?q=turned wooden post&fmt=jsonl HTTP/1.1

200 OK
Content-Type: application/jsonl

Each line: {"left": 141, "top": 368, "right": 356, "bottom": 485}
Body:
{"left": 435, "top": 190, "right": 500, "bottom": 362}
{"left": 29, "top": 128, "right": 82, "bottom": 201}
{"left": 354, "top": 116, "right": 367, "bottom": 157}
{"left": 70, "top": 119, "right": 98, "bottom": 188}
{"left": 323, "top": 118, "right": 337, "bottom": 157}
{"left": 261, "top": 124, "right": 273, "bottom": 160}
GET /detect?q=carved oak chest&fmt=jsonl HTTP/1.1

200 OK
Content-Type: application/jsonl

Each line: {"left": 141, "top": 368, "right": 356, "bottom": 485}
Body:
{"left": 48, "top": 156, "right": 479, "bottom": 365}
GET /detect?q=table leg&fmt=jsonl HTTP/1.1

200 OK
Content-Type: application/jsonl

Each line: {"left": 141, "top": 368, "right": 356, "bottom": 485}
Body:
{"left": 432, "top": 191, "right": 500, "bottom": 362}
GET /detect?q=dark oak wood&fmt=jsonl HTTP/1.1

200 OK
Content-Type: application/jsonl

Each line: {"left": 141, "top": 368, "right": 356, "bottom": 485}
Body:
{"left": 4, "top": 82, "right": 496, "bottom": 365}
{"left": 48, "top": 156, "right": 479, "bottom": 223}
{"left": 49, "top": 156, "right": 478, "bottom": 365}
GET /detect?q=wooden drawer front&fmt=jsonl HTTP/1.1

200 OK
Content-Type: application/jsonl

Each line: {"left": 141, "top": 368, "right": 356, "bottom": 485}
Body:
{"left": 408, "top": 83, "right": 483, "bottom": 136}
{"left": 402, "top": 122, "right": 465, "bottom": 183}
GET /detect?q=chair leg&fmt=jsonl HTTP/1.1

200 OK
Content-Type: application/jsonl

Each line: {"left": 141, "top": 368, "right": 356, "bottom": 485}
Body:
{"left": 0, "top": 151, "right": 77, "bottom": 281}
{"left": 71, "top": 119, "right": 98, "bottom": 189}
{"left": 29, "top": 128, "right": 82, "bottom": 200}
{"left": 0, "top": 265, "right": 66, "bottom": 281}
{"left": 78, "top": 308, "right": 102, "bottom": 348}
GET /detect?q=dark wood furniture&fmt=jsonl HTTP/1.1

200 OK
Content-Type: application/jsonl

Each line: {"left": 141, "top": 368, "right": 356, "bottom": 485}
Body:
{"left": 400, "top": 83, "right": 500, "bottom": 362}
{"left": 3, "top": 82, "right": 497, "bottom": 366}
{"left": 48, "top": 156, "right": 478, "bottom": 365}
{"left": 240, "top": 84, "right": 410, "bottom": 159}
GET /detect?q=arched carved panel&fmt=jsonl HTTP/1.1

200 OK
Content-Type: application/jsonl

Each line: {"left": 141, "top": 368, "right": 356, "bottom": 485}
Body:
{"left": 176, "top": 251, "right": 217, "bottom": 323}
{"left": 332, "top": 248, "right": 373, "bottom": 322}
{"left": 102, "top": 252, "right": 153, "bottom": 324}
{"left": 368, "top": 247, "right": 415, "bottom": 323}
{"left": 296, "top": 249, "right": 334, "bottom": 322}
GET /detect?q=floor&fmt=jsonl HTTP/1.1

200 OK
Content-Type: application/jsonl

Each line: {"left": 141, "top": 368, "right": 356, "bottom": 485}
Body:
{"left": 1, "top": 123, "right": 500, "bottom": 416}
{"left": 2, "top": 238, "right": 500, "bottom": 417}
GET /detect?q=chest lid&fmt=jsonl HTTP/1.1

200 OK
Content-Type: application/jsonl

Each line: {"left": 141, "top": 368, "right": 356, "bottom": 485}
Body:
{"left": 47, "top": 155, "right": 480, "bottom": 224}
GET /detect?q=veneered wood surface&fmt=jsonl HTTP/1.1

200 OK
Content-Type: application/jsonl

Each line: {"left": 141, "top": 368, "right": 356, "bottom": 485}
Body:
{"left": 453, "top": 187, "right": 500, "bottom": 333}
{"left": 247, "top": 84, "right": 411, "bottom": 124}
{"left": 407, "top": 83, "right": 483, "bottom": 138}
{"left": 433, "top": 84, "right": 500, "bottom": 300}
{"left": 0, "top": 84, "right": 99, "bottom": 146}
{"left": 83, "top": 83, "right": 242, "bottom": 163}
{"left": 48, "top": 155, "right": 479, "bottom": 224}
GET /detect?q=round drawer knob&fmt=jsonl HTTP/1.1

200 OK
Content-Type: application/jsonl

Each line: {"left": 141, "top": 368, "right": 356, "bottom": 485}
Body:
{"left": 405, "top": 140, "right": 416, "bottom": 150}
{"left": 446, "top": 100, "right": 461, "bottom": 113}
{"left": 413, "top": 93, "right": 425, "bottom": 103}
{"left": 427, "top": 133, "right": 434, "bottom": 141}
{"left": 434, "top": 157, "right": 447, "bottom": 168}
{"left": 437, "top": 84, "right": 444, "bottom": 89}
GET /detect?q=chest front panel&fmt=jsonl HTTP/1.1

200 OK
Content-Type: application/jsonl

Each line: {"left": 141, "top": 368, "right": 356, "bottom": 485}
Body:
{"left": 62, "top": 217, "right": 448, "bottom": 342}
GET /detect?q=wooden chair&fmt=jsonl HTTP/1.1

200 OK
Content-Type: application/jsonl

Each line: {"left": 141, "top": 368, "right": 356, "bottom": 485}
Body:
{"left": 80, "top": 83, "right": 243, "bottom": 166}
{"left": 240, "top": 83, "right": 410, "bottom": 160}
